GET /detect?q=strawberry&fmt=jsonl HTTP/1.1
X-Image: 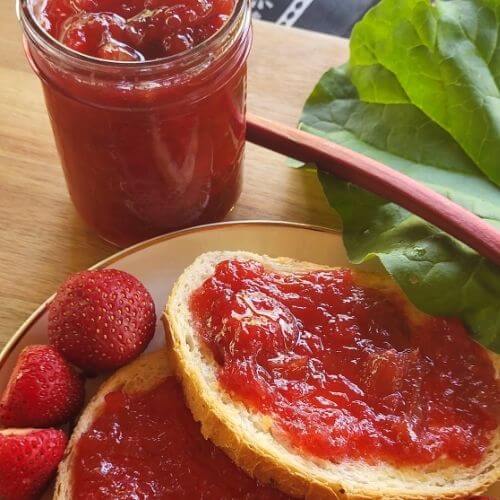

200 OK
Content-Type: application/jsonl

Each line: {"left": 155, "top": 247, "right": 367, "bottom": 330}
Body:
{"left": 48, "top": 269, "right": 156, "bottom": 373}
{"left": 0, "top": 428, "right": 67, "bottom": 500}
{"left": 0, "top": 345, "right": 85, "bottom": 428}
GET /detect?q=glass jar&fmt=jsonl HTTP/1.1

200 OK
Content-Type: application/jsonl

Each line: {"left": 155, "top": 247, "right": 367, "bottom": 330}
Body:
{"left": 18, "top": 0, "right": 252, "bottom": 247}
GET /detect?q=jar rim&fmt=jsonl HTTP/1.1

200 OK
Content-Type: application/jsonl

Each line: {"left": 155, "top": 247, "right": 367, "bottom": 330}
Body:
{"left": 17, "top": 0, "right": 249, "bottom": 69}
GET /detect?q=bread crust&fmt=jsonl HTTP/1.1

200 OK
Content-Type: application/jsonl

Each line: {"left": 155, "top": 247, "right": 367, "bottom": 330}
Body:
{"left": 165, "top": 251, "right": 500, "bottom": 500}
{"left": 54, "top": 349, "right": 173, "bottom": 500}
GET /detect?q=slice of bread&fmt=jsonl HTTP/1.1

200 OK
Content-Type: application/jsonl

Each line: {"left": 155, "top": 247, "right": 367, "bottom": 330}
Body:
{"left": 54, "top": 349, "right": 173, "bottom": 500}
{"left": 165, "top": 251, "right": 500, "bottom": 500}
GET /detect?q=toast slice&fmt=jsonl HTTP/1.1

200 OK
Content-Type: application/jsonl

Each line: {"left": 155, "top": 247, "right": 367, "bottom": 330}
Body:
{"left": 165, "top": 251, "right": 500, "bottom": 500}
{"left": 54, "top": 349, "right": 173, "bottom": 499}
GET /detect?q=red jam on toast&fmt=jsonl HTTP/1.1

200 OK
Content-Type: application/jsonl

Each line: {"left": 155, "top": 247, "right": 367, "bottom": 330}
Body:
{"left": 190, "top": 259, "right": 500, "bottom": 466}
{"left": 72, "top": 377, "right": 287, "bottom": 499}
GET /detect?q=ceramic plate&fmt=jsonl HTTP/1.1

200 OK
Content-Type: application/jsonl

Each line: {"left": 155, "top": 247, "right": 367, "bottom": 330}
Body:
{"left": 0, "top": 220, "right": 497, "bottom": 497}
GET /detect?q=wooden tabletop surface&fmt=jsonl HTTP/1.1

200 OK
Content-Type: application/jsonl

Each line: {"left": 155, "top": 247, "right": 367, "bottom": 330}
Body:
{"left": 0, "top": 5, "right": 347, "bottom": 348}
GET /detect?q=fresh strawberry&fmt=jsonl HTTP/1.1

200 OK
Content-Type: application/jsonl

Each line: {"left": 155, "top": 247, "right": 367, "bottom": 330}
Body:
{"left": 0, "top": 345, "right": 85, "bottom": 428}
{"left": 48, "top": 269, "right": 156, "bottom": 373}
{"left": 0, "top": 428, "right": 67, "bottom": 500}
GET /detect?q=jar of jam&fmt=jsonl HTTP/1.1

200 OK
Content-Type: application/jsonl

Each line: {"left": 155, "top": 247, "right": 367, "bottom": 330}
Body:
{"left": 18, "top": 0, "right": 251, "bottom": 246}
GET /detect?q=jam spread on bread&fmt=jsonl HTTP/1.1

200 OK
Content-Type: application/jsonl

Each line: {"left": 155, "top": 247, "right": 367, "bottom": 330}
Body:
{"left": 72, "top": 377, "right": 287, "bottom": 499}
{"left": 190, "top": 259, "right": 500, "bottom": 466}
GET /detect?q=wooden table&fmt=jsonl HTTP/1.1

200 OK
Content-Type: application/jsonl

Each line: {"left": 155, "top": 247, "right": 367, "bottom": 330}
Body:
{"left": 0, "top": 5, "right": 347, "bottom": 348}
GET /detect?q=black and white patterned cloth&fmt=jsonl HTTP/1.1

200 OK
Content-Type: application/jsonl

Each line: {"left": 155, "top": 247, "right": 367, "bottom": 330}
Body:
{"left": 251, "top": 0, "right": 378, "bottom": 37}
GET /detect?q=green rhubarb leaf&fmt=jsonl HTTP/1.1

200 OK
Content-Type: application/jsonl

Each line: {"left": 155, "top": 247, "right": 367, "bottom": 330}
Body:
{"left": 349, "top": 0, "right": 500, "bottom": 186}
{"left": 300, "top": 67, "right": 500, "bottom": 352}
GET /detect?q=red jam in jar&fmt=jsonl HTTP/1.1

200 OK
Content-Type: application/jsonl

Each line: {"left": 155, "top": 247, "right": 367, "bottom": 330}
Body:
{"left": 39, "top": 0, "right": 236, "bottom": 60}
{"left": 190, "top": 260, "right": 500, "bottom": 466}
{"left": 19, "top": 0, "right": 251, "bottom": 246}
{"left": 72, "top": 377, "right": 288, "bottom": 499}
